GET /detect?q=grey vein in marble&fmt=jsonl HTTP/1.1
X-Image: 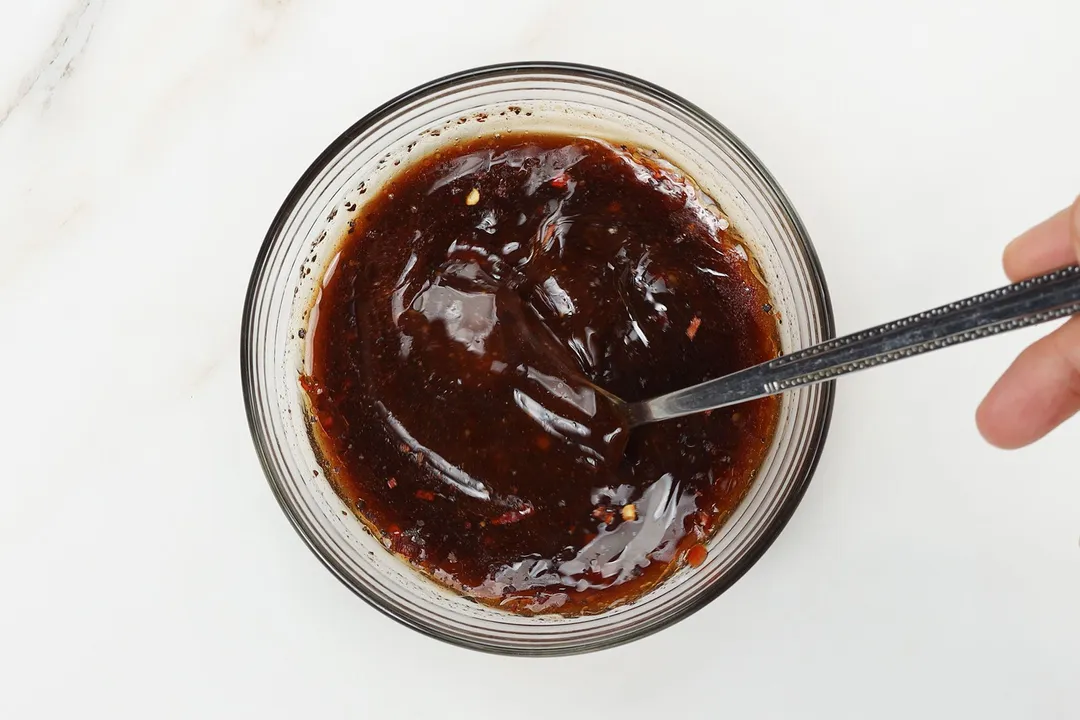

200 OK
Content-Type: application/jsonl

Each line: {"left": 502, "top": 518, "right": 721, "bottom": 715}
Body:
{"left": 0, "top": 0, "right": 106, "bottom": 130}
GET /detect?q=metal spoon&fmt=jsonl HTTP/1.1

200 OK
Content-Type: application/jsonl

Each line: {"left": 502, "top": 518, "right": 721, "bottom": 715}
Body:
{"left": 621, "top": 264, "right": 1080, "bottom": 427}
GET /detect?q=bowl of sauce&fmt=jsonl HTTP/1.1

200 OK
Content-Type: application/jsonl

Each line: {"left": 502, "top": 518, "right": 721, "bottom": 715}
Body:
{"left": 243, "top": 63, "right": 834, "bottom": 654}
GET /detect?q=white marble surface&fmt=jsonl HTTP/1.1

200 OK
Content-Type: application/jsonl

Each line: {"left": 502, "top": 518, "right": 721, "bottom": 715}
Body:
{"left": 2, "top": 0, "right": 1079, "bottom": 717}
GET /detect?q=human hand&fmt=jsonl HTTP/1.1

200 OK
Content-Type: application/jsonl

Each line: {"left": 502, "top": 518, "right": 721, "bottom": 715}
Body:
{"left": 977, "top": 196, "right": 1080, "bottom": 448}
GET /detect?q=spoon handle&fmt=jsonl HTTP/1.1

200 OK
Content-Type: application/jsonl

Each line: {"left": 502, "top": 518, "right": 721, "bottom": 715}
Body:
{"left": 627, "top": 265, "right": 1080, "bottom": 425}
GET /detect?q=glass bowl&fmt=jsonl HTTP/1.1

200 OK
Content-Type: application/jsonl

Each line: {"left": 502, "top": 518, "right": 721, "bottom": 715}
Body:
{"left": 242, "top": 62, "right": 834, "bottom": 656}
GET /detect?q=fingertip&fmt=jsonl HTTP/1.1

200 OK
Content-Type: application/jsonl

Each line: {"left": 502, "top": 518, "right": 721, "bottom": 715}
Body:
{"left": 1002, "top": 239, "right": 1025, "bottom": 284}
{"left": 976, "top": 317, "right": 1080, "bottom": 450}
{"left": 1071, "top": 193, "right": 1080, "bottom": 261}
{"left": 976, "top": 388, "right": 1026, "bottom": 450}
{"left": 1001, "top": 206, "right": 1075, "bottom": 282}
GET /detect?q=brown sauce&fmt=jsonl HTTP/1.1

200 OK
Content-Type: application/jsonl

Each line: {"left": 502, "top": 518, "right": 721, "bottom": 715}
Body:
{"left": 302, "top": 132, "right": 780, "bottom": 615}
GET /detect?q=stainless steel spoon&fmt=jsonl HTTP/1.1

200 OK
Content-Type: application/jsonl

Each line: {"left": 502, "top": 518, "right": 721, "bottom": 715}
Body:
{"left": 621, "top": 264, "right": 1080, "bottom": 427}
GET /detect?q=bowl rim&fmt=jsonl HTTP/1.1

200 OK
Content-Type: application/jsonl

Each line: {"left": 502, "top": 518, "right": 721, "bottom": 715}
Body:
{"left": 241, "top": 60, "right": 836, "bottom": 655}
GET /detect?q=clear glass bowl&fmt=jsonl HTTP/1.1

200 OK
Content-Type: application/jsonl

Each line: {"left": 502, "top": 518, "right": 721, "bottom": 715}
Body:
{"left": 242, "top": 62, "right": 835, "bottom": 656}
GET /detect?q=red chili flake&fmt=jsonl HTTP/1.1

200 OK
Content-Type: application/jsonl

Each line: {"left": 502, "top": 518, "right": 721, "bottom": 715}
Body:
{"left": 490, "top": 503, "right": 535, "bottom": 526}
{"left": 535, "top": 435, "right": 551, "bottom": 451}
{"left": 591, "top": 507, "right": 615, "bottom": 525}
{"left": 415, "top": 490, "right": 435, "bottom": 502}
{"left": 549, "top": 173, "right": 568, "bottom": 189}
{"left": 386, "top": 477, "right": 398, "bottom": 489}
{"left": 299, "top": 374, "right": 324, "bottom": 396}
{"left": 693, "top": 511, "right": 712, "bottom": 537}
{"left": 540, "top": 222, "right": 557, "bottom": 248}
{"left": 686, "top": 315, "right": 702, "bottom": 340}
{"left": 607, "top": 200, "right": 621, "bottom": 213}
{"left": 686, "top": 543, "right": 708, "bottom": 568}
{"left": 389, "top": 533, "right": 419, "bottom": 558}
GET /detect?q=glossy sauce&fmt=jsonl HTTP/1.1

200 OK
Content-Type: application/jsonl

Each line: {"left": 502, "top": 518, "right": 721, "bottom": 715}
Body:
{"left": 303, "top": 132, "right": 780, "bottom": 614}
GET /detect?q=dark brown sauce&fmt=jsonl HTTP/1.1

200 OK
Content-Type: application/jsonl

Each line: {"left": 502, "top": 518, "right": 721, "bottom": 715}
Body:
{"left": 302, "top": 132, "right": 780, "bottom": 615}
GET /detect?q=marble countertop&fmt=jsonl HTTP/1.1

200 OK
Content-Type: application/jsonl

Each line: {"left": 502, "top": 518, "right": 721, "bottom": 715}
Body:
{"left": 2, "top": 1, "right": 1079, "bottom": 717}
